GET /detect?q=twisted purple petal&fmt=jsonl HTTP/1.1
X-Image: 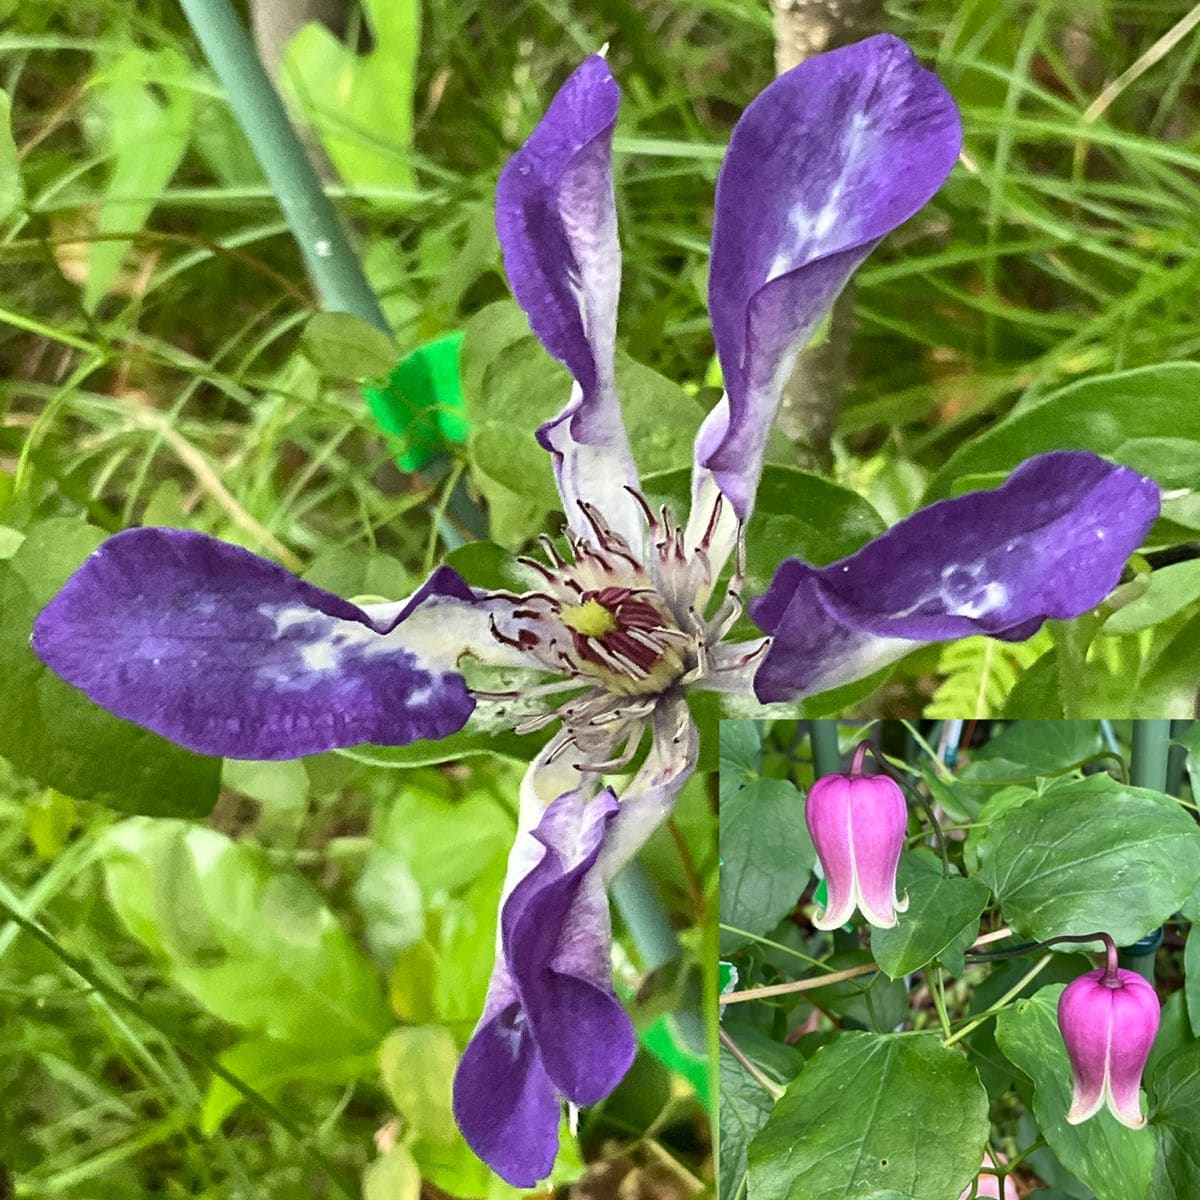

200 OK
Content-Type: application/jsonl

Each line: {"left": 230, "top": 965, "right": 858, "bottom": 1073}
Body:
{"left": 453, "top": 970, "right": 560, "bottom": 1188}
{"left": 751, "top": 451, "right": 1160, "bottom": 701}
{"left": 504, "top": 789, "right": 635, "bottom": 1104}
{"left": 30, "top": 527, "right": 512, "bottom": 759}
{"left": 697, "top": 34, "right": 961, "bottom": 520}
{"left": 1059, "top": 968, "right": 1160, "bottom": 1129}
{"left": 496, "top": 54, "right": 643, "bottom": 545}
{"left": 454, "top": 784, "right": 635, "bottom": 1185}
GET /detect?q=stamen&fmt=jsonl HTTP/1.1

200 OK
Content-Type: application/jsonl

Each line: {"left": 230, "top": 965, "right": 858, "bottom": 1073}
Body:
{"left": 538, "top": 534, "right": 567, "bottom": 568}
{"left": 516, "top": 555, "right": 556, "bottom": 583}
{"left": 623, "top": 485, "right": 659, "bottom": 532}
{"left": 471, "top": 679, "right": 583, "bottom": 702}
{"left": 699, "top": 491, "right": 725, "bottom": 550}
{"left": 708, "top": 588, "right": 744, "bottom": 641}
{"left": 732, "top": 521, "right": 747, "bottom": 590}
{"left": 513, "top": 709, "right": 562, "bottom": 734}
{"left": 488, "top": 613, "right": 536, "bottom": 651}
{"left": 578, "top": 730, "right": 644, "bottom": 773}
{"left": 715, "top": 639, "right": 770, "bottom": 672}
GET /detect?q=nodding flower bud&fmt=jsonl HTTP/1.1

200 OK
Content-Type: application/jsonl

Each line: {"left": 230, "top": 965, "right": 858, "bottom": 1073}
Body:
{"left": 1058, "top": 966, "right": 1160, "bottom": 1129}
{"left": 805, "top": 745, "right": 909, "bottom": 930}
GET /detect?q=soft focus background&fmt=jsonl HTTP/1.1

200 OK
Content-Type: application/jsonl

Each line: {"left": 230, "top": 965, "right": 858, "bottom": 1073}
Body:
{"left": 1, "top": 0, "right": 1199, "bottom": 1196}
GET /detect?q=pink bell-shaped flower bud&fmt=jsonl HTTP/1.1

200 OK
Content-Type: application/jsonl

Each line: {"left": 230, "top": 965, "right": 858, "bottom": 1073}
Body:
{"left": 805, "top": 745, "right": 909, "bottom": 930}
{"left": 1058, "top": 965, "right": 1160, "bottom": 1129}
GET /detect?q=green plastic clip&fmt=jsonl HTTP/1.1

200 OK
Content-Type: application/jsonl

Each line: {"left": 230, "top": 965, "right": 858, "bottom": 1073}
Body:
{"left": 641, "top": 1015, "right": 710, "bottom": 1107}
{"left": 362, "top": 331, "right": 468, "bottom": 471}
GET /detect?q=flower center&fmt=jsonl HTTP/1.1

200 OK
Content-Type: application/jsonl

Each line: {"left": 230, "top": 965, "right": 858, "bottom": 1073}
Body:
{"left": 474, "top": 487, "right": 750, "bottom": 769}
{"left": 558, "top": 585, "right": 689, "bottom": 697}
{"left": 560, "top": 597, "right": 617, "bottom": 639}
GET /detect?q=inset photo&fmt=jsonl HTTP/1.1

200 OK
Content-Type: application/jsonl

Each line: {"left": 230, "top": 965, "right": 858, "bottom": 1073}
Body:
{"left": 719, "top": 719, "right": 1199, "bottom": 1200}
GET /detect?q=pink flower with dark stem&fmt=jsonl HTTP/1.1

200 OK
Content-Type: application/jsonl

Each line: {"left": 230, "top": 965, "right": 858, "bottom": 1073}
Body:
{"left": 1058, "top": 937, "right": 1160, "bottom": 1129}
{"left": 806, "top": 742, "right": 909, "bottom": 929}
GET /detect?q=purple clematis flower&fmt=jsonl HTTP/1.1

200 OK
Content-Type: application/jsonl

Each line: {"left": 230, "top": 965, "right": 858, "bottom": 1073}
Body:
{"left": 806, "top": 746, "right": 909, "bottom": 929}
{"left": 1058, "top": 965, "right": 1160, "bottom": 1129}
{"left": 31, "top": 35, "right": 1161, "bottom": 1184}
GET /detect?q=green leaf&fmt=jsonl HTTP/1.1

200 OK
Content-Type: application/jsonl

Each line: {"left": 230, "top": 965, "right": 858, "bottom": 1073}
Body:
{"left": 1001, "top": 647, "right": 1066, "bottom": 718}
{"left": 926, "top": 631, "right": 1053, "bottom": 718}
{"left": 616, "top": 353, "right": 708, "bottom": 478}
{"left": 363, "top": 1144, "right": 420, "bottom": 1200}
{"left": 719, "top": 1040, "right": 800, "bottom": 1200}
{"left": 374, "top": 781, "right": 515, "bottom": 898}
{"left": 84, "top": 48, "right": 194, "bottom": 310}
{"left": 1136, "top": 610, "right": 1200, "bottom": 717}
{"left": 354, "top": 847, "right": 424, "bottom": 964}
{"left": 380, "top": 1026, "right": 457, "bottom": 1145}
{"left": 463, "top": 328, "right": 566, "bottom": 545}
{"left": 339, "top": 723, "right": 548, "bottom": 769}
{"left": 1147, "top": 1040, "right": 1200, "bottom": 1200}
{"left": 642, "top": 462, "right": 886, "bottom": 634}
{"left": 963, "top": 784, "right": 1042, "bottom": 875}
{"left": 923, "top": 363, "right": 1200, "bottom": 501}
{"left": 0, "top": 90, "right": 23, "bottom": 222}
{"left": 748, "top": 1032, "right": 988, "bottom": 1200}
{"left": 221, "top": 758, "right": 309, "bottom": 810}
{"left": 719, "top": 778, "right": 812, "bottom": 954}
{"left": 974, "top": 776, "right": 1200, "bottom": 944}
{"left": 102, "top": 819, "right": 392, "bottom": 1050}
{"left": 995, "top": 984, "right": 1154, "bottom": 1200}
{"left": 1185, "top": 927, "right": 1200, "bottom": 1040}
{"left": 1103, "top": 561, "right": 1200, "bottom": 634}
{"left": 870, "top": 851, "right": 990, "bottom": 979}
{"left": 1115, "top": 438, "right": 1200, "bottom": 489}
{"left": 974, "top": 720, "right": 1102, "bottom": 773}
{"left": 0, "top": 520, "right": 220, "bottom": 816}
{"left": 925, "top": 757, "right": 1040, "bottom": 823}
{"left": 1147, "top": 991, "right": 1192, "bottom": 1079}
{"left": 300, "top": 311, "right": 397, "bottom": 380}
{"left": 719, "top": 721, "right": 762, "bottom": 803}
{"left": 201, "top": 1037, "right": 375, "bottom": 1132}
{"left": 24, "top": 790, "right": 77, "bottom": 859}
{"left": 282, "top": 0, "right": 420, "bottom": 191}
{"left": 302, "top": 543, "right": 410, "bottom": 599}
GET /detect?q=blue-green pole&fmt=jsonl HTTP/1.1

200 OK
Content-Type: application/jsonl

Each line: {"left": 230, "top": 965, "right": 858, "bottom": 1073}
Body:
{"left": 178, "top": 0, "right": 392, "bottom": 336}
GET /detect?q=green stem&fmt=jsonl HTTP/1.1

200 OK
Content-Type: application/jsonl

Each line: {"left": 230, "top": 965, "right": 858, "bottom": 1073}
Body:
{"left": 717, "top": 924, "right": 831, "bottom": 969}
{"left": 611, "top": 859, "right": 678, "bottom": 972}
{"left": 177, "top": 0, "right": 391, "bottom": 335}
{"left": 943, "top": 954, "right": 1052, "bottom": 1047}
{"left": 1079, "top": 751, "right": 1130, "bottom": 786}
{"left": 611, "top": 861, "right": 705, "bottom": 1055}
{"left": 719, "top": 1027, "right": 784, "bottom": 1101}
{"left": 995, "top": 1136, "right": 1045, "bottom": 1177}
{"left": 930, "top": 966, "right": 953, "bottom": 1039}
{"left": 1132, "top": 720, "right": 1171, "bottom": 792}
{"left": 809, "top": 720, "right": 842, "bottom": 777}
{"left": 1167, "top": 719, "right": 1193, "bottom": 797}
{"left": 867, "top": 747, "right": 951, "bottom": 879}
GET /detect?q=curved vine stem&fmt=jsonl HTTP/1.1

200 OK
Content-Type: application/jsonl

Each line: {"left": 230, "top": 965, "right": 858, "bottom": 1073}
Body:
{"left": 719, "top": 1026, "right": 785, "bottom": 1100}
{"left": 861, "top": 742, "right": 950, "bottom": 879}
